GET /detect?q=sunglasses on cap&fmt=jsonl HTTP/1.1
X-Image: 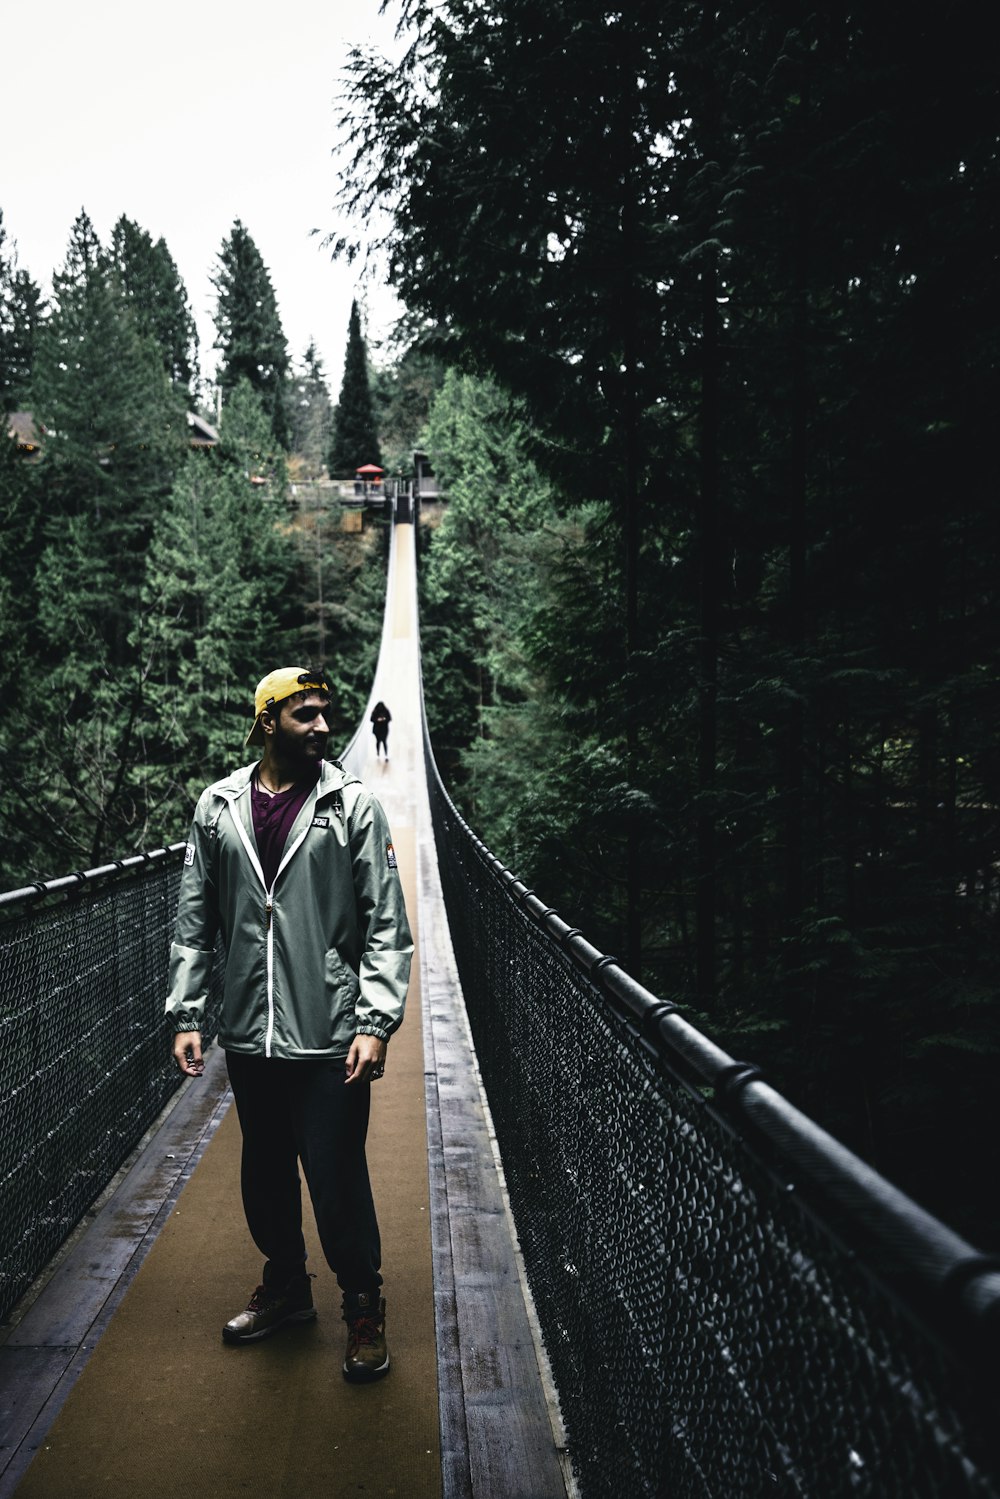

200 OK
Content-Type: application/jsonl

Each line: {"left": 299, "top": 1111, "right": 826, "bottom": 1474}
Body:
{"left": 264, "top": 671, "right": 331, "bottom": 707}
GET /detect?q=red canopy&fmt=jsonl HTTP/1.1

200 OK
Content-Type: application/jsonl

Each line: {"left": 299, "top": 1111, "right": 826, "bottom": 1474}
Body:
{"left": 355, "top": 463, "right": 384, "bottom": 474}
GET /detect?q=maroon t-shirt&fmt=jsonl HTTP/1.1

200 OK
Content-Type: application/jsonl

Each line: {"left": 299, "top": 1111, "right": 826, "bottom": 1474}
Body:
{"left": 250, "top": 763, "right": 321, "bottom": 891}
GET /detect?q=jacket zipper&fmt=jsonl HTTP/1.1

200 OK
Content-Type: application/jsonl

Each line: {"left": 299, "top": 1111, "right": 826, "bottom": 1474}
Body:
{"left": 265, "top": 894, "right": 275, "bottom": 1056}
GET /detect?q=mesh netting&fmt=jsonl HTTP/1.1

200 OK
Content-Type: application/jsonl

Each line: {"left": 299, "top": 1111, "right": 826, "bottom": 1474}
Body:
{"left": 425, "top": 736, "right": 1000, "bottom": 1498}
{"left": 0, "top": 851, "right": 223, "bottom": 1324}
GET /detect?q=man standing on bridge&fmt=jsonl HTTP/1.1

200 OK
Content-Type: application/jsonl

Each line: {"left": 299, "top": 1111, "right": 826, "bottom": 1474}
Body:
{"left": 165, "top": 666, "right": 412, "bottom": 1383}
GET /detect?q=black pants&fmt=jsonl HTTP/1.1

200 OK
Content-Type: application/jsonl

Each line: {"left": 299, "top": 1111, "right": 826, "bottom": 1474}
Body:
{"left": 226, "top": 1052, "right": 382, "bottom": 1296}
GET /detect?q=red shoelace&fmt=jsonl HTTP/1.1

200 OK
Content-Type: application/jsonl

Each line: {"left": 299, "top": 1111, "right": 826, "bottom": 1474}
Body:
{"left": 348, "top": 1315, "right": 382, "bottom": 1351}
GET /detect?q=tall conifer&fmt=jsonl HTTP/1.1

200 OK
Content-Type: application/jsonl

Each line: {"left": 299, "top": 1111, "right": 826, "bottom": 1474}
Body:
{"left": 289, "top": 341, "right": 334, "bottom": 474}
{"left": 110, "top": 216, "right": 198, "bottom": 397}
{"left": 212, "top": 220, "right": 290, "bottom": 448}
{"left": 0, "top": 211, "right": 44, "bottom": 413}
{"left": 328, "top": 300, "right": 381, "bottom": 476}
{"left": 31, "top": 212, "right": 185, "bottom": 605}
{"left": 5, "top": 212, "right": 187, "bottom": 866}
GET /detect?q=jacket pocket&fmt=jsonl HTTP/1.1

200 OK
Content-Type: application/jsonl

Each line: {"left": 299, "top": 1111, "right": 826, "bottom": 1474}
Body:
{"left": 323, "top": 948, "right": 362, "bottom": 1041}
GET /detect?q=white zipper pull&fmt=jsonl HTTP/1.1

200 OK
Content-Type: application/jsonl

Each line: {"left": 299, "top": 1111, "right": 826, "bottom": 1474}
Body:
{"left": 265, "top": 895, "right": 273, "bottom": 929}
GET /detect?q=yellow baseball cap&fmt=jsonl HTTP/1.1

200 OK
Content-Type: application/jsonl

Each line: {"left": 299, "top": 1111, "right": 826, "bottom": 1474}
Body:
{"left": 246, "top": 667, "right": 331, "bottom": 747}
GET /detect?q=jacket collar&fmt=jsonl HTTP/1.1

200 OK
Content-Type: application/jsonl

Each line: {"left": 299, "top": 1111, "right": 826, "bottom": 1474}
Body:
{"left": 211, "top": 757, "right": 357, "bottom": 802}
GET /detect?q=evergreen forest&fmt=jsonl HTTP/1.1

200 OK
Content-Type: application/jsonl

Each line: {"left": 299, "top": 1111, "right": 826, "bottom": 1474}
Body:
{"left": 2, "top": 0, "right": 998, "bottom": 1251}
{"left": 337, "top": 0, "right": 1000, "bottom": 1246}
{"left": 0, "top": 210, "right": 394, "bottom": 885}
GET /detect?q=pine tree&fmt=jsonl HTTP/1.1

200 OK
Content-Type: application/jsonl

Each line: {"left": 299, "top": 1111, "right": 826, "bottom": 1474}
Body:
{"left": 110, "top": 216, "right": 198, "bottom": 396}
{"left": 30, "top": 211, "right": 185, "bottom": 608}
{"left": 139, "top": 382, "right": 301, "bottom": 820}
{"left": 328, "top": 300, "right": 381, "bottom": 476}
{"left": 372, "top": 344, "right": 446, "bottom": 475}
{"left": 30, "top": 212, "right": 186, "bottom": 638}
{"left": 0, "top": 211, "right": 190, "bottom": 871}
{"left": 0, "top": 211, "right": 44, "bottom": 413}
{"left": 218, "top": 375, "right": 289, "bottom": 488}
{"left": 212, "top": 220, "right": 290, "bottom": 448}
{"left": 289, "top": 341, "right": 334, "bottom": 475}
{"left": 0, "top": 426, "right": 43, "bottom": 836}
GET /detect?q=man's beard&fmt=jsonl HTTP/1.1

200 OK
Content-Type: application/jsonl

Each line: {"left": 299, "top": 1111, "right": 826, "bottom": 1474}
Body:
{"left": 274, "top": 722, "right": 327, "bottom": 771}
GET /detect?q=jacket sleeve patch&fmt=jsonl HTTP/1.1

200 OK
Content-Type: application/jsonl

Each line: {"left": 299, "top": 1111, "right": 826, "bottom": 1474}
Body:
{"left": 386, "top": 840, "right": 398, "bottom": 870}
{"left": 184, "top": 842, "right": 196, "bottom": 867}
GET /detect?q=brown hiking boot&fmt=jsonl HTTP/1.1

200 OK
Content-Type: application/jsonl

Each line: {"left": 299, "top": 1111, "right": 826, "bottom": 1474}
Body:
{"left": 222, "top": 1275, "right": 316, "bottom": 1344}
{"left": 342, "top": 1294, "right": 390, "bottom": 1382}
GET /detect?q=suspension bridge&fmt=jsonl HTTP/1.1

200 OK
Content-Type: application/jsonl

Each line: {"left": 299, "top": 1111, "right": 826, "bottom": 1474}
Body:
{"left": 0, "top": 513, "right": 998, "bottom": 1498}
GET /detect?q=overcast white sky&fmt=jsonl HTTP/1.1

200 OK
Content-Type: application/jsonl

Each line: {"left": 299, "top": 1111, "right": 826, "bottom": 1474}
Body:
{"left": 1, "top": 0, "right": 407, "bottom": 397}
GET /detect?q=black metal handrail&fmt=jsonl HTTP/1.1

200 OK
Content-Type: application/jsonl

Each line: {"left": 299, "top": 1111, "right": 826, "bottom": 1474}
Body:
{"left": 0, "top": 842, "right": 186, "bottom": 915}
{"left": 513, "top": 861, "right": 1000, "bottom": 1365}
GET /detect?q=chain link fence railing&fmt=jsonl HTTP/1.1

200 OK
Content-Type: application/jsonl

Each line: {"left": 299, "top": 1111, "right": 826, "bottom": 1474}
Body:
{"left": 424, "top": 727, "right": 1000, "bottom": 1498}
{"left": 0, "top": 849, "right": 223, "bottom": 1325}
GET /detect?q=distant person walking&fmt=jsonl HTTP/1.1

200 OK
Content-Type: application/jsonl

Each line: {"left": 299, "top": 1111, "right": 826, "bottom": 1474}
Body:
{"left": 371, "top": 702, "right": 391, "bottom": 760}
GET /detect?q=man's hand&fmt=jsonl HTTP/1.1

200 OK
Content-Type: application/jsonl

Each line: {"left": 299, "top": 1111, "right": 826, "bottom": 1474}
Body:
{"left": 173, "top": 1030, "right": 205, "bottom": 1077}
{"left": 345, "top": 1033, "right": 387, "bottom": 1085}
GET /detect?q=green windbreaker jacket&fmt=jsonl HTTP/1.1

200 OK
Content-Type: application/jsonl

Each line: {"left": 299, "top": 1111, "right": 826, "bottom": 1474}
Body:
{"left": 164, "top": 759, "right": 412, "bottom": 1058}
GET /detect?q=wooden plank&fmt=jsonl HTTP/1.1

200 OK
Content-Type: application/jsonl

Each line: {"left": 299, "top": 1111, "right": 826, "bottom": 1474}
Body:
{"left": 418, "top": 807, "right": 570, "bottom": 1499}
{"left": 0, "top": 1049, "right": 231, "bottom": 1496}
{"left": 0, "top": 1347, "right": 74, "bottom": 1453}
{"left": 5, "top": 1050, "right": 230, "bottom": 1351}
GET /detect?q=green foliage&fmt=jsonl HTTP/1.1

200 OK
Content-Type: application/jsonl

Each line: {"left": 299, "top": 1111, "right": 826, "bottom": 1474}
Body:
{"left": 0, "top": 211, "right": 44, "bottom": 413}
{"left": 0, "top": 214, "right": 189, "bottom": 866}
{"left": 29, "top": 213, "right": 187, "bottom": 657}
{"left": 288, "top": 341, "right": 334, "bottom": 476}
{"left": 337, "top": 0, "right": 678, "bottom": 486}
{"left": 302, "top": 514, "right": 389, "bottom": 729}
{"left": 0, "top": 434, "right": 44, "bottom": 874}
{"left": 139, "top": 395, "right": 300, "bottom": 810}
{"left": 212, "top": 220, "right": 290, "bottom": 447}
{"left": 357, "top": 3, "right": 1000, "bottom": 1242}
{"left": 418, "top": 368, "right": 564, "bottom": 799}
{"left": 218, "top": 376, "right": 288, "bottom": 486}
{"left": 0, "top": 219, "right": 386, "bottom": 882}
{"left": 110, "top": 216, "right": 199, "bottom": 397}
{"left": 328, "top": 300, "right": 380, "bottom": 476}
{"left": 371, "top": 344, "right": 446, "bottom": 476}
